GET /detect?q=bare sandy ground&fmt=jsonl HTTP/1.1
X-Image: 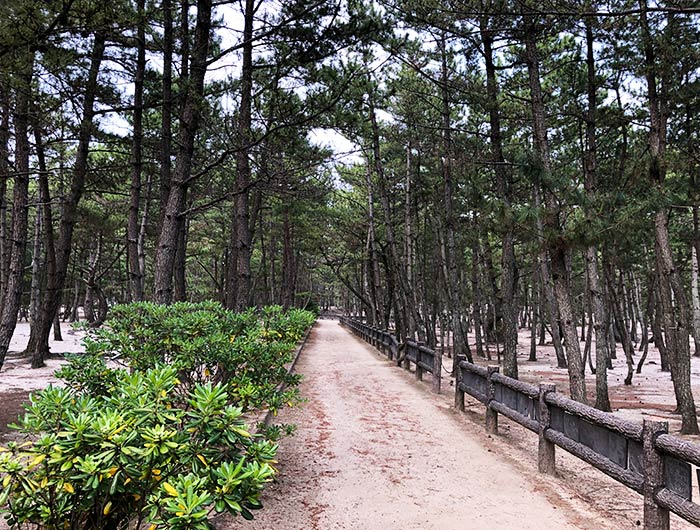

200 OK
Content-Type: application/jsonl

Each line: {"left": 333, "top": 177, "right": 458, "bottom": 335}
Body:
{"left": 0, "top": 321, "right": 84, "bottom": 395}
{"left": 220, "top": 320, "right": 628, "bottom": 530}
{"left": 0, "top": 320, "right": 696, "bottom": 529}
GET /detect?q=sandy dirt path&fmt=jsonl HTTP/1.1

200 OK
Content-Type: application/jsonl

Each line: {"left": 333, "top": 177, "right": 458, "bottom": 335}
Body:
{"left": 237, "top": 320, "right": 613, "bottom": 530}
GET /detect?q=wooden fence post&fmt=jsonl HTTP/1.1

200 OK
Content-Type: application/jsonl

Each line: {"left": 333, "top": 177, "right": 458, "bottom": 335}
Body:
{"left": 538, "top": 382, "right": 556, "bottom": 475}
{"left": 642, "top": 419, "right": 669, "bottom": 530}
{"left": 485, "top": 365, "right": 499, "bottom": 434}
{"left": 454, "top": 354, "right": 466, "bottom": 411}
{"left": 432, "top": 348, "right": 442, "bottom": 394}
{"left": 415, "top": 344, "right": 424, "bottom": 381}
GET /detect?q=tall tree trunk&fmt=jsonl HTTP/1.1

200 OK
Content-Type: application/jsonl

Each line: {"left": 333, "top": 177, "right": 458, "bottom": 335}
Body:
{"left": 523, "top": 14, "right": 585, "bottom": 401}
{"left": 438, "top": 34, "right": 469, "bottom": 364}
{"left": 159, "top": 0, "right": 173, "bottom": 226}
{"left": 0, "top": 77, "right": 10, "bottom": 306}
{"left": 30, "top": 34, "right": 105, "bottom": 368}
{"left": 640, "top": 0, "right": 698, "bottom": 433}
{"left": 0, "top": 55, "right": 32, "bottom": 369}
{"left": 127, "top": 0, "right": 146, "bottom": 302}
{"left": 153, "top": 0, "right": 212, "bottom": 303}
{"left": 226, "top": 0, "right": 254, "bottom": 310}
{"left": 29, "top": 192, "right": 42, "bottom": 326}
{"left": 481, "top": 16, "right": 517, "bottom": 377}
{"left": 369, "top": 96, "right": 408, "bottom": 340}
{"left": 582, "top": 11, "right": 610, "bottom": 410}
{"left": 691, "top": 205, "right": 700, "bottom": 356}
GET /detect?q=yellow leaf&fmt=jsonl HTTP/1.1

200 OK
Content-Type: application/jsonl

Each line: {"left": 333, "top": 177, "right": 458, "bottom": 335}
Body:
{"left": 163, "top": 482, "right": 178, "bottom": 496}
{"left": 196, "top": 454, "right": 207, "bottom": 466}
{"left": 28, "top": 454, "right": 46, "bottom": 468}
{"left": 133, "top": 494, "right": 141, "bottom": 501}
{"left": 63, "top": 482, "right": 74, "bottom": 494}
{"left": 40, "top": 477, "right": 48, "bottom": 488}
{"left": 103, "top": 501, "right": 112, "bottom": 515}
{"left": 151, "top": 469, "right": 161, "bottom": 476}
{"left": 148, "top": 525, "right": 157, "bottom": 530}
{"left": 232, "top": 427, "right": 250, "bottom": 438}
{"left": 2, "top": 475, "right": 10, "bottom": 487}
{"left": 160, "top": 390, "right": 167, "bottom": 398}
{"left": 108, "top": 466, "right": 118, "bottom": 477}
{"left": 204, "top": 368, "right": 211, "bottom": 377}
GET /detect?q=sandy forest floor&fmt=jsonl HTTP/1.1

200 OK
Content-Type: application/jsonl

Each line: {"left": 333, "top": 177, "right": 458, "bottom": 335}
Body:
{"left": 0, "top": 319, "right": 698, "bottom": 528}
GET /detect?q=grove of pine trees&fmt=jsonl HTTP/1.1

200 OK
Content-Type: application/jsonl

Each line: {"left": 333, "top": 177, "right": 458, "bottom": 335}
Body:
{"left": 1, "top": 0, "right": 700, "bottom": 432}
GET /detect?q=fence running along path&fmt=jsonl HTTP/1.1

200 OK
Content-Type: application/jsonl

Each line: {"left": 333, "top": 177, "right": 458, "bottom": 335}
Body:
{"left": 340, "top": 316, "right": 700, "bottom": 530}
{"left": 340, "top": 316, "right": 442, "bottom": 394}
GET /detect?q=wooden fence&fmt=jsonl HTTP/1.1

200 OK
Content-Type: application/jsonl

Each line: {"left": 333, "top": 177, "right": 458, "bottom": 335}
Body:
{"left": 455, "top": 355, "right": 700, "bottom": 530}
{"left": 340, "top": 316, "right": 700, "bottom": 530}
{"left": 339, "top": 316, "right": 442, "bottom": 394}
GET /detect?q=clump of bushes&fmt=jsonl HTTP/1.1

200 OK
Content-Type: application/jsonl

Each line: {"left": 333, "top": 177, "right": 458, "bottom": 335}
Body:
{"left": 0, "top": 303, "right": 315, "bottom": 530}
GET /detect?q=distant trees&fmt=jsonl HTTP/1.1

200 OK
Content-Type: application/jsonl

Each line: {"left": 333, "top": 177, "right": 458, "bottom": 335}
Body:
{"left": 0, "top": 0, "right": 699, "bottom": 432}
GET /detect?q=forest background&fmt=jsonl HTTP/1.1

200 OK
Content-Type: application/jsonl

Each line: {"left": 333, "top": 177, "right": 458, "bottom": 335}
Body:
{"left": 0, "top": 0, "right": 699, "bottom": 433}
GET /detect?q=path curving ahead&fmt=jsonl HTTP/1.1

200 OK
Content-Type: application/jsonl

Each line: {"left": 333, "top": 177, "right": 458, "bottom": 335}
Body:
{"left": 239, "top": 320, "right": 609, "bottom": 530}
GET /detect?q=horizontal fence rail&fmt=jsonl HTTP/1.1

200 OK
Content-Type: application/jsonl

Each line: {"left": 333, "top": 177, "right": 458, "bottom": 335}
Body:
{"left": 338, "top": 316, "right": 700, "bottom": 529}
{"left": 339, "top": 317, "right": 441, "bottom": 394}
{"left": 454, "top": 355, "right": 700, "bottom": 530}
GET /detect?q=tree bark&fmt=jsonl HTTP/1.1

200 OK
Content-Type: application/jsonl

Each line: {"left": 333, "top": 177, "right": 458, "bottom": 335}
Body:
{"left": 29, "top": 34, "right": 105, "bottom": 368}
{"left": 0, "top": 54, "right": 32, "bottom": 370}
{"left": 153, "top": 0, "right": 212, "bottom": 303}
{"left": 523, "top": 14, "right": 585, "bottom": 401}
{"left": 481, "top": 16, "right": 517, "bottom": 377}
{"left": 127, "top": 0, "right": 146, "bottom": 302}
{"left": 225, "top": 0, "right": 254, "bottom": 310}
{"left": 639, "top": 0, "right": 698, "bottom": 433}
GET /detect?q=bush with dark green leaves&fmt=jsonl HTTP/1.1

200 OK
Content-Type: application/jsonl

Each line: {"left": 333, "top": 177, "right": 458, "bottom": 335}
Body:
{"left": 64, "top": 302, "right": 315, "bottom": 413}
{"left": 0, "top": 303, "right": 315, "bottom": 530}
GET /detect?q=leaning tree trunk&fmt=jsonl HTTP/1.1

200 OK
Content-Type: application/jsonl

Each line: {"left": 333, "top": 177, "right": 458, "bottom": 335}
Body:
{"left": 0, "top": 55, "right": 32, "bottom": 370}
{"left": 640, "top": 0, "right": 698, "bottom": 433}
{"left": 30, "top": 35, "right": 105, "bottom": 368}
{"left": 523, "top": 14, "right": 585, "bottom": 402}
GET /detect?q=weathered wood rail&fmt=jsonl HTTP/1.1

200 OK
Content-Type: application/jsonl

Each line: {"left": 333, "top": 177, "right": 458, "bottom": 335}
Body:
{"left": 455, "top": 354, "right": 700, "bottom": 530}
{"left": 338, "top": 316, "right": 700, "bottom": 530}
{"left": 339, "top": 316, "right": 442, "bottom": 394}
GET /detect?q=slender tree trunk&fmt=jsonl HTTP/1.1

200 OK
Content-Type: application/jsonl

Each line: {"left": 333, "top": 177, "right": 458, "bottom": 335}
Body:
{"left": 582, "top": 11, "right": 610, "bottom": 410}
{"left": 0, "top": 77, "right": 10, "bottom": 306}
{"left": 29, "top": 193, "right": 42, "bottom": 326}
{"left": 481, "top": 17, "right": 517, "bottom": 377}
{"left": 226, "top": 0, "right": 254, "bottom": 310}
{"left": 691, "top": 205, "right": 700, "bottom": 356}
{"left": 0, "top": 56, "right": 32, "bottom": 369}
{"left": 127, "top": 0, "right": 146, "bottom": 302}
{"left": 524, "top": 14, "right": 584, "bottom": 401}
{"left": 640, "top": 0, "right": 698, "bottom": 433}
{"left": 30, "top": 35, "right": 105, "bottom": 368}
{"left": 153, "top": 0, "right": 212, "bottom": 303}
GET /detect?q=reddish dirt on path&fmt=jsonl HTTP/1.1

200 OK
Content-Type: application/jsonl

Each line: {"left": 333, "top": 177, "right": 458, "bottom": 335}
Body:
{"left": 229, "top": 320, "right": 630, "bottom": 530}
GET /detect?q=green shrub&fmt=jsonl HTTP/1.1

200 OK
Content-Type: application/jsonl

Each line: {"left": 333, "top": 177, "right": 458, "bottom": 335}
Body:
{"left": 0, "top": 367, "right": 276, "bottom": 530}
{"left": 70, "top": 302, "right": 315, "bottom": 414}
{"left": 0, "top": 303, "right": 315, "bottom": 529}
